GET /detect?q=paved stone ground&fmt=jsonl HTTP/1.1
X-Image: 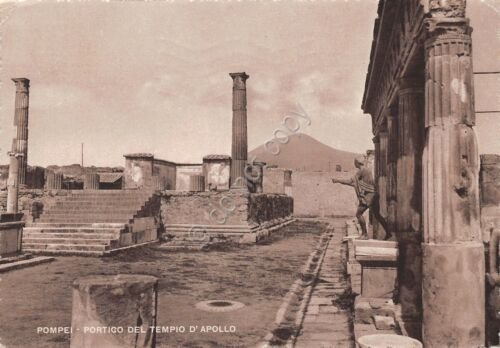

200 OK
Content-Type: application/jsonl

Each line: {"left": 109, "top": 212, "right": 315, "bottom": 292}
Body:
{"left": 295, "top": 219, "right": 354, "bottom": 348}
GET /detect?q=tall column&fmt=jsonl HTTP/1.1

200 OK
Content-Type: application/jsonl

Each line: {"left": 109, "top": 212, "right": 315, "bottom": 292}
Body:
{"left": 422, "top": 9, "right": 484, "bottom": 347}
{"left": 378, "top": 129, "right": 389, "bottom": 230}
{"left": 6, "top": 152, "right": 22, "bottom": 213}
{"left": 372, "top": 136, "right": 381, "bottom": 239}
{"left": 11, "top": 78, "right": 30, "bottom": 187}
{"left": 396, "top": 78, "right": 424, "bottom": 339}
{"left": 386, "top": 113, "right": 398, "bottom": 235}
{"left": 229, "top": 72, "right": 249, "bottom": 188}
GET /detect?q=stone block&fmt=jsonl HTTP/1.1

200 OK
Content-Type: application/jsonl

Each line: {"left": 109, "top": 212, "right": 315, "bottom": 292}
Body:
{"left": 373, "top": 315, "right": 396, "bottom": 330}
{"left": 71, "top": 274, "right": 158, "bottom": 348}
{"left": 354, "top": 297, "right": 374, "bottom": 324}
{"left": 0, "top": 220, "right": 23, "bottom": 257}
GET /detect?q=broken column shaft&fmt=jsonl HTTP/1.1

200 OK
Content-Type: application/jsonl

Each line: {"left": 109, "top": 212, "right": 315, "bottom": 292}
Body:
{"left": 230, "top": 72, "right": 249, "bottom": 188}
{"left": 6, "top": 152, "right": 22, "bottom": 213}
{"left": 11, "top": 78, "right": 30, "bottom": 187}
{"left": 421, "top": 16, "right": 484, "bottom": 347}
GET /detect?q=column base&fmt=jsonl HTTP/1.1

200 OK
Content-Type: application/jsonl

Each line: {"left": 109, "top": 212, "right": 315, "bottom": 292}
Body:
{"left": 422, "top": 242, "right": 485, "bottom": 348}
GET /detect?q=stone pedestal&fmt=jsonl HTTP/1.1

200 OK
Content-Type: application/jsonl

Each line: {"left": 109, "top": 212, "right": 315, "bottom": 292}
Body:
{"left": 230, "top": 72, "right": 249, "bottom": 188}
{"left": 84, "top": 173, "right": 100, "bottom": 190}
{"left": 422, "top": 16, "right": 484, "bottom": 347}
{"left": 46, "top": 171, "right": 63, "bottom": 190}
{"left": 0, "top": 217, "right": 24, "bottom": 257}
{"left": 354, "top": 240, "right": 398, "bottom": 298}
{"left": 11, "top": 78, "right": 30, "bottom": 187}
{"left": 71, "top": 274, "right": 158, "bottom": 348}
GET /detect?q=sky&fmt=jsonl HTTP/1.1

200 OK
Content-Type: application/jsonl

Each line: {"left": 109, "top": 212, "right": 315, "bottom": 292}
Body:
{"left": 0, "top": 0, "right": 498, "bottom": 167}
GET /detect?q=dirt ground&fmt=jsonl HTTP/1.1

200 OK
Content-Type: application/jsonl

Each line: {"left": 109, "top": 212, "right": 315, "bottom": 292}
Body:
{"left": 0, "top": 222, "right": 325, "bottom": 348}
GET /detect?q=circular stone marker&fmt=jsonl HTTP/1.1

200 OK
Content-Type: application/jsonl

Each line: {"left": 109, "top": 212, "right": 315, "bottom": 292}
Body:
{"left": 195, "top": 300, "right": 245, "bottom": 313}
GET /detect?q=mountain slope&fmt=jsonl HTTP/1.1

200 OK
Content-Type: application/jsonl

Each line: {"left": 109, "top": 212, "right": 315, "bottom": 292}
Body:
{"left": 249, "top": 133, "right": 361, "bottom": 171}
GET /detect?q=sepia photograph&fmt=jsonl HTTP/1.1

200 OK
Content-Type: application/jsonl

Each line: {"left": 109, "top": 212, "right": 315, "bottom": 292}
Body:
{"left": 0, "top": 0, "right": 499, "bottom": 347}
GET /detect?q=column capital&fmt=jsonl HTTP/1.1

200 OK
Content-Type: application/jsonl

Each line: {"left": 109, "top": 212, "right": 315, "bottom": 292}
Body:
{"left": 424, "top": 17, "right": 472, "bottom": 43}
{"left": 427, "top": 0, "right": 466, "bottom": 18}
{"left": 229, "top": 72, "right": 249, "bottom": 89}
{"left": 12, "top": 78, "right": 30, "bottom": 92}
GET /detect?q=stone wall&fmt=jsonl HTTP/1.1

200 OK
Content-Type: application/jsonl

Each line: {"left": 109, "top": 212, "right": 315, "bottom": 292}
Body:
{"left": 153, "top": 160, "right": 176, "bottom": 190}
{"left": 160, "top": 190, "right": 248, "bottom": 226}
{"left": 292, "top": 170, "right": 357, "bottom": 217}
{"left": 175, "top": 165, "right": 203, "bottom": 191}
{"left": 248, "top": 193, "right": 293, "bottom": 224}
{"left": 263, "top": 167, "right": 292, "bottom": 194}
{"left": 160, "top": 190, "right": 293, "bottom": 226}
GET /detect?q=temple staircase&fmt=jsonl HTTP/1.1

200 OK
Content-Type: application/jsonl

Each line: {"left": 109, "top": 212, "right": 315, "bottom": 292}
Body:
{"left": 22, "top": 190, "right": 160, "bottom": 256}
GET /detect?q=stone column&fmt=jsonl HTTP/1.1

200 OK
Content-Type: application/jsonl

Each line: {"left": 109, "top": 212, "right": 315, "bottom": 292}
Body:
{"left": 46, "top": 171, "right": 63, "bottom": 190}
{"left": 480, "top": 154, "right": 500, "bottom": 206}
{"left": 378, "top": 130, "right": 388, "bottom": 221}
{"left": 6, "top": 152, "right": 22, "bottom": 213}
{"left": 189, "top": 175, "right": 205, "bottom": 192}
{"left": 422, "top": 13, "right": 484, "bottom": 347}
{"left": 71, "top": 274, "right": 158, "bottom": 348}
{"left": 229, "top": 72, "right": 249, "bottom": 188}
{"left": 386, "top": 113, "right": 398, "bottom": 236}
{"left": 11, "top": 78, "right": 30, "bottom": 187}
{"left": 372, "top": 136, "right": 381, "bottom": 239}
{"left": 84, "top": 173, "right": 100, "bottom": 190}
{"left": 395, "top": 78, "right": 424, "bottom": 339}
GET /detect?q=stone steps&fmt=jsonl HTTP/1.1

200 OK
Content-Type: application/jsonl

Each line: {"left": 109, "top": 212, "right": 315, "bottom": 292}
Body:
{"left": 24, "top": 232, "right": 119, "bottom": 239}
{"left": 23, "top": 242, "right": 110, "bottom": 252}
{"left": 22, "top": 190, "right": 158, "bottom": 256}
{"left": 23, "top": 237, "right": 114, "bottom": 245}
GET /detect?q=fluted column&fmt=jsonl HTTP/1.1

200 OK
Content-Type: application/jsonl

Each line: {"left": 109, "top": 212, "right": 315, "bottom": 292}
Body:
{"left": 422, "top": 12, "right": 484, "bottom": 347}
{"left": 46, "top": 171, "right": 63, "bottom": 190}
{"left": 11, "top": 78, "right": 30, "bottom": 187}
{"left": 84, "top": 173, "right": 100, "bottom": 190}
{"left": 378, "top": 130, "right": 388, "bottom": 221}
{"left": 386, "top": 113, "right": 398, "bottom": 235}
{"left": 230, "top": 72, "right": 249, "bottom": 188}
{"left": 6, "top": 152, "right": 22, "bottom": 213}
{"left": 395, "top": 78, "right": 424, "bottom": 339}
{"left": 189, "top": 175, "right": 205, "bottom": 192}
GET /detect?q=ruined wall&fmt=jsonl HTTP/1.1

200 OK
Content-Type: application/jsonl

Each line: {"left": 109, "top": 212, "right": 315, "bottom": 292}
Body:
{"left": 248, "top": 193, "right": 293, "bottom": 224}
{"left": 160, "top": 191, "right": 293, "bottom": 226}
{"left": 292, "top": 170, "right": 357, "bottom": 217}
{"left": 160, "top": 190, "right": 248, "bottom": 225}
